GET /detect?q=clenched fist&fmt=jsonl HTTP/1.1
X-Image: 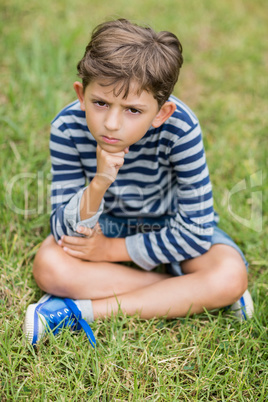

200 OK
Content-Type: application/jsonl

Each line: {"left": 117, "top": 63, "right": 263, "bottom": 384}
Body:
{"left": 95, "top": 144, "right": 129, "bottom": 186}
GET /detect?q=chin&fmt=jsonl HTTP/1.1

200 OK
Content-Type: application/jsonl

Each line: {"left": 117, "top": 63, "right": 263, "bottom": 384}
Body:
{"left": 100, "top": 142, "right": 125, "bottom": 153}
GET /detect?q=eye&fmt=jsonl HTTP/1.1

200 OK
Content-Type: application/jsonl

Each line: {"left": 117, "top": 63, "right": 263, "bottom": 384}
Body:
{"left": 128, "top": 108, "right": 141, "bottom": 115}
{"left": 93, "top": 101, "right": 107, "bottom": 108}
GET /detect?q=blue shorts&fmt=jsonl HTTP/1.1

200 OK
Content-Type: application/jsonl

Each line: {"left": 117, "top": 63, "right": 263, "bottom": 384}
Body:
{"left": 98, "top": 213, "right": 248, "bottom": 276}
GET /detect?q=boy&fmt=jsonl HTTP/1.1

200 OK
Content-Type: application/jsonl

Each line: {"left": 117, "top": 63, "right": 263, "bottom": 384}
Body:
{"left": 23, "top": 19, "right": 253, "bottom": 347}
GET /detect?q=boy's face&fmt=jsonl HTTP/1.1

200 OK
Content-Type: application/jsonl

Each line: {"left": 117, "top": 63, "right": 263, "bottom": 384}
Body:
{"left": 74, "top": 80, "right": 175, "bottom": 153}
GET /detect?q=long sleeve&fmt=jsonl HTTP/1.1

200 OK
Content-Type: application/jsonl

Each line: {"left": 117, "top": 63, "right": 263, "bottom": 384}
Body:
{"left": 49, "top": 96, "right": 216, "bottom": 262}
{"left": 125, "top": 115, "right": 214, "bottom": 270}
{"left": 49, "top": 122, "right": 103, "bottom": 241}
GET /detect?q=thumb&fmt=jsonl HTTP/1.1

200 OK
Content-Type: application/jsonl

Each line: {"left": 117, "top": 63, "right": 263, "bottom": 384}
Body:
{"left": 76, "top": 226, "right": 93, "bottom": 237}
{"left": 94, "top": 221, "right": 103, "bottom": 235}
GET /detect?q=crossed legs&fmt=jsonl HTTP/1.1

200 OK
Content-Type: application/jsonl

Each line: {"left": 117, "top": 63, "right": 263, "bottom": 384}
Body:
{"left": 33, "top": 234, "right": 248, "bottom": 319}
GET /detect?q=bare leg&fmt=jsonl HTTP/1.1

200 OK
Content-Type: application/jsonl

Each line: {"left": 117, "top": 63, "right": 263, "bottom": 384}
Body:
{"left": 92, "top": 244, "right": 248, "bottom": 319}
{"left": 33, "top": 236, "right": 247, "bottom": 319}
{"left": 33, "top": 235, "right": 171, "bottom": 299}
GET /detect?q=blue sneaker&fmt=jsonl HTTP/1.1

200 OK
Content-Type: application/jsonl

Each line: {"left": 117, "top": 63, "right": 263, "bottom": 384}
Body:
{"left": 23, "top": 294, "right": 96, "bottom": 347}
{"left": 229, "top": 289, "right": 254, "bottom": 321}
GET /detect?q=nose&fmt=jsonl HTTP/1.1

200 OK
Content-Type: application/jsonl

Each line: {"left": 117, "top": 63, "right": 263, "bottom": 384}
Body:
{"left": 104, "top": 109, "right": 121, "bottom": 131}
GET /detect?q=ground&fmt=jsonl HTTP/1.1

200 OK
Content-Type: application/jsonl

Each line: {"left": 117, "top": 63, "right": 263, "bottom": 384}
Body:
{"left": 0, "top": 0, "right": 267, "bottom": 399}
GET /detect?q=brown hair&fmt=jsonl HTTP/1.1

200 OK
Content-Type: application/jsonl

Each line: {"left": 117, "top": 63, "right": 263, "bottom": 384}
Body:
{"left": 77, "top": 19, "right": 183, "bottom": 107}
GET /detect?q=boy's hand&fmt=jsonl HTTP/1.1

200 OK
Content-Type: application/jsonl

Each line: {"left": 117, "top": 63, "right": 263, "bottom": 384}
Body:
{"left": 57, "top": 223, "right": 111, "bottom": 261}
{"left": 95, "top": 144, "right": 129, "bottom": 187}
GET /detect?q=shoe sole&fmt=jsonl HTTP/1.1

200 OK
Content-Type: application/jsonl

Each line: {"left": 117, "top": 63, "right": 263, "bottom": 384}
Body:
{"left": 23, "top": 294, "right": 52, "bottom": 344}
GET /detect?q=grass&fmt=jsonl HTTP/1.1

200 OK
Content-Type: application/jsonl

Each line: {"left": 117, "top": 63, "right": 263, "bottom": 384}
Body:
{"left": 0, "top": 0, "right": 267, "bottom": 400}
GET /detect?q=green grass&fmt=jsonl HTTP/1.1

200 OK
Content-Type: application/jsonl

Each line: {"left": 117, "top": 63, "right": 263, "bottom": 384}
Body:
{"left": 0, "top": 0, "right": 267, "bottom": 400}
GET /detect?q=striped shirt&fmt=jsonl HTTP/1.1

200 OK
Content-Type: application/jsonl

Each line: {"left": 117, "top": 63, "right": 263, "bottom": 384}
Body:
{"left": 50, "top": 95, "right": 216, "bottom": 270}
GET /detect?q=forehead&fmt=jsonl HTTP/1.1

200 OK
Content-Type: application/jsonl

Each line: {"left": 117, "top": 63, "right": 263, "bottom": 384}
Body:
{"left": 86, "top": 79, "right": 156, "bottom": 104}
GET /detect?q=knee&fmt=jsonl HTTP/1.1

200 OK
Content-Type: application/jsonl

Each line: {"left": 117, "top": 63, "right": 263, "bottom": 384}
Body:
{"left": 213, "top": 259, "right": 248, "bottom": 304}
{"left": 32, "top": 241, "right": 57, "bottom": 292}
{"left": 32, "top": 236, "right": 69, "bottom": 296}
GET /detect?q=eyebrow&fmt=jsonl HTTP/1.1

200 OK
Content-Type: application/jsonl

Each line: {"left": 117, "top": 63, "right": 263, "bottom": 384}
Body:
{"left": 90, "top": 94, "right": 148, "bottom": 110}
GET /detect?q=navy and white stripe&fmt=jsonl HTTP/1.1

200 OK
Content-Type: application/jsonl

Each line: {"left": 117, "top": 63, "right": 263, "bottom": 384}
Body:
{"left": 50, "top": 95, "right": 216, "bottom": 270}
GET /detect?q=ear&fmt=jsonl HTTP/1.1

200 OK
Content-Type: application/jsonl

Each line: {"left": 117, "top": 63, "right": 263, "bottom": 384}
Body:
{"left": 151, "top": 101, "right": 176, "bottom": 128}
{"left": 73, "top": 81, "right": 85, "bottom": 111}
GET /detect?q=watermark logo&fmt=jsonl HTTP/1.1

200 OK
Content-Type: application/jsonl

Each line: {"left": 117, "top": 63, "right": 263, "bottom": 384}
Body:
{"left": 228, "top": 170, "right": 263, "bottom": 232}
{"left": 5, "top": 171, "right": 51, "bottom": 217}
{"left": 5, "top": 169, "right": 264, "bottom": 233}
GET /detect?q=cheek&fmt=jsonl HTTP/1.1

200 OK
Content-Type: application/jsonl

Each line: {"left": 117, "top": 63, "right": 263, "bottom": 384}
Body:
{"left": 135, "top": 118, "right": 154, "bottom": 135}
{"left": 86, "top": 116, "right": 98, "bottom": 133}
{"left": 128, "top": 125, "right": 149, "bottom": 143}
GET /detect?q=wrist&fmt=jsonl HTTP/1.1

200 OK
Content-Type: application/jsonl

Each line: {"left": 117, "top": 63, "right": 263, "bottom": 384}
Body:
{"left": 92, "top": 174, "right": 113, "bottom": 192}
{"left": 80, "top": 177, "right": 107, "bottom": 221}
{"left": 106, "top": 237, "right": 132, "bottom": 262}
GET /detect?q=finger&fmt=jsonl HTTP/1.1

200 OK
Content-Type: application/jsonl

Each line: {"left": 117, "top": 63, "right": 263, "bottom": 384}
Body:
{"left": 94, "top": 222, "right": 103, "bottom": 235}
{"left": 94, "top": 222, "right": 100, "bottom": 230}
{"left": 59, "top": 235, "right": 87, "bottom": 246}
{"left": 106, "top": 155, "right": 125, "bottom": 167}
{"left": 124, "top": 147, "right": 129, "bottom": 154}
{"left": 58, "top": 240, "right": 86, "bottom": 252}
{"left": 62, "top": 246, "right": 88, "bottom": 260}
{"left": 76, "top": 226, "right": 93, "bottom": 237}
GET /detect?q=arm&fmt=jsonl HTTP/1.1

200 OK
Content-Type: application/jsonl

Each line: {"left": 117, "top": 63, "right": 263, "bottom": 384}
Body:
{"left": 57, "top": 142, "right": 132, "bottom": 261}
{"left": 49, "top": 97, "right": 130, "bottom": 240}
{"left": 49, "top": 122, "right": 94, "bottom": 242}
{"left": 79, "top": 144, "right": 128, "bottom": 220}
{"left": 60, "top": 119, "right": 214, "bottom": 265}
{"left": 125, "top": 120, "right": 215, "bottom": 270}
{"left": 49, "top": 118, "right": 108, "bottom": 240}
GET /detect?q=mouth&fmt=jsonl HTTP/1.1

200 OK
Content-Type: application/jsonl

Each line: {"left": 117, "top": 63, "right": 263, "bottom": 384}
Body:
{"left": 102, "top": 135, "right": 120, "bottom": 144}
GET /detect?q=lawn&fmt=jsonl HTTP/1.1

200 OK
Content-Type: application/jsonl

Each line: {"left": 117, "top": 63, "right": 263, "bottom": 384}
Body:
{"left": 0, "top": 0, "right": 267, "bottom": 400}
